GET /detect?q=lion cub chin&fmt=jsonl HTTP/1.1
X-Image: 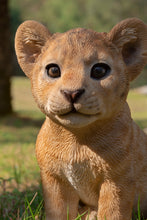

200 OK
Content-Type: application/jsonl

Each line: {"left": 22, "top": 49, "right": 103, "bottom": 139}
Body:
{"left": 15, "top": 18, "right": 147, "bottom": 220}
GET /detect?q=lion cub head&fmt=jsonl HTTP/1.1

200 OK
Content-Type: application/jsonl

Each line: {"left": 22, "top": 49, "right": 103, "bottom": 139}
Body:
{"left": 15, "top": 18, "right": 147, "bottom": 128}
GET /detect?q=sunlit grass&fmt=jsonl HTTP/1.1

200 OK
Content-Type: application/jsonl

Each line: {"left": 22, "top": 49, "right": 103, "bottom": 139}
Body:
{"left": 127, "top": 89, "right": 147, "bottom": 129}
{"left": 0, "top": 77, "right": 44, "bottom": 191}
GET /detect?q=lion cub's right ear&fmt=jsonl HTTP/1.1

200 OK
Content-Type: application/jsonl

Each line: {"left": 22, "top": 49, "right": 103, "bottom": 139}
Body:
{"left": 15, "top": 20, "right": 51, "bottom": 78}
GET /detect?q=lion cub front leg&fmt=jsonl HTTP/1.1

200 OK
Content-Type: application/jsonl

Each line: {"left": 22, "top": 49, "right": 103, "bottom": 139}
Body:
{"left": 41, "top": 171, "right": 79, "bottom": 220}
{"left": 97, "top": 180, "right": 135, "bottom": 220}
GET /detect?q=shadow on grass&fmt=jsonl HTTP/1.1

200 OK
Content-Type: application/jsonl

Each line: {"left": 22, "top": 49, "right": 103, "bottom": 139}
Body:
{"left": 1, "top": 113, "right": 146, "bottom": 130}
{"left": 0, "top": 184, "right": 44, "bottom": 220}
{"left": 0, "top": 113, "right": 44, "bottom": 128}
{"left": 0, "top": 113, "right": 45, "bottom": 145}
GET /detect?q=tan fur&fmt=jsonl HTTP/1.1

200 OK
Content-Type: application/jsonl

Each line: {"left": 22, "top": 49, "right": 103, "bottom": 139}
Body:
{"left": 15, "top": 18, "right": 147, "bottom": 220}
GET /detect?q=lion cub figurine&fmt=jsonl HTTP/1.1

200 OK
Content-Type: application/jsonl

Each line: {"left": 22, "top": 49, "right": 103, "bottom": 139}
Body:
{"left": 15, "top": 18, "right": 147, "bottom": 220}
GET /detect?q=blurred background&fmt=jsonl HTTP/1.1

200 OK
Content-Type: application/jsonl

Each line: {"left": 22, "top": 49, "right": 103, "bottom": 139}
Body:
{"left": 0, "top": 0, "right": 147, "bottom": 219}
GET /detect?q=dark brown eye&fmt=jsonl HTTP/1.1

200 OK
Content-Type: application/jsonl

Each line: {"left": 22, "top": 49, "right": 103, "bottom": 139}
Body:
{"left": 46, "top": 64, "right": 61, "bottom": 78}
{"left": 91, "top": 63, "right": 111, "bottom": 80}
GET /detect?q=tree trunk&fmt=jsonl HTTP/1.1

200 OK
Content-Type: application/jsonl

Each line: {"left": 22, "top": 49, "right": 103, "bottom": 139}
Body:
{"left": 0, "top": 0, "right": 12, "bottom": 115}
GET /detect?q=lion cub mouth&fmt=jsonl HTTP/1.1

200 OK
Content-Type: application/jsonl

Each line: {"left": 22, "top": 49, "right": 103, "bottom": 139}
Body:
{"left": 59, "top": 105, "right": 101, "bottom": 117}
{"left": 62, "top": 106, "right": 79, "bottom": 115}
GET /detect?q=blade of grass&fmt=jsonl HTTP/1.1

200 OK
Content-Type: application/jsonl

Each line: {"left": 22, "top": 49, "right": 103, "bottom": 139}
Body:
{"left": 34, "top": 199, "right": 44, "bottom": 216}
{"left": 75, "top": 210, "right": 88, "bottom": 220}
{"left": 22, "top": 192, "right": 38, "bottom": 218}
{"left": 25, "top": 197, "right": 35, "bottom": 220}
{"left": 137, "top": 196, "right": 141, "bottom": 220}
{"left": 67, "top": 206, "right": 69, "bottom": 220}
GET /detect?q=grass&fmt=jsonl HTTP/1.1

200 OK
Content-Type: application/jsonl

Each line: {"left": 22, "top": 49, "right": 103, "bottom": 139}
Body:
{"left": 0, "top": 76, "right": 147, "bottom": 219}
{"left": 0, "top": 77, "right": 45, "bottom": 219}
{"left": 128, "top": 90, "right": 147, "bottom": 129}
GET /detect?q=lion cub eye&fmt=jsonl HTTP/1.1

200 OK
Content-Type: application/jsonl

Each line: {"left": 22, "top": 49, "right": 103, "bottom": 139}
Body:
{"left": 46, "top": 64, "right": 61, "bottom": 78}
{"left": 91, "top": 63, "right": 111, "bottom": 80}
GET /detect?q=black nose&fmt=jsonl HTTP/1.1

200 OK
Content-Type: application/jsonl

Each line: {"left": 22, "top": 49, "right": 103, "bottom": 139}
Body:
{"left": 60, "top": 89, "right": 85, "bottom": 103}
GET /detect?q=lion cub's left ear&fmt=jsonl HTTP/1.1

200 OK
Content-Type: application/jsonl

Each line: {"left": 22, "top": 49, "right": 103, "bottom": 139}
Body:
{"left": 15, "top": 20, "right": 51, "bottom": 78}
{"left": 108, "top": 18, "right": 147, "bottom": 81}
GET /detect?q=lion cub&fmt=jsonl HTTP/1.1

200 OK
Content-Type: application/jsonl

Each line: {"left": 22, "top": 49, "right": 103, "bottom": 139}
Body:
{"left": 15, "top": 18, "right": 147, "bottom": 220}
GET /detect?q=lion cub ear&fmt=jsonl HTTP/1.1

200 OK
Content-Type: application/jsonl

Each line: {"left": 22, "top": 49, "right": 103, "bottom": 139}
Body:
{"left": 108, "top": 18, "right": 147, "bottom": 81}
{"left": 15, "top": 20, "right": 51, "bottom": 78}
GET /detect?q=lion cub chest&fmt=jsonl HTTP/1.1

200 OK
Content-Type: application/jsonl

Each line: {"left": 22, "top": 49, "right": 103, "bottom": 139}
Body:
{"left": 63, "top": 156, "right": 102, "bottom": 206}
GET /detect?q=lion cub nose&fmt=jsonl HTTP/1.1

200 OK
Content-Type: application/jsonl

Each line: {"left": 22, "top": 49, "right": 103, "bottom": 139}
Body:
{"left": 60, "top": 89, "right": 85, "bottom": 103}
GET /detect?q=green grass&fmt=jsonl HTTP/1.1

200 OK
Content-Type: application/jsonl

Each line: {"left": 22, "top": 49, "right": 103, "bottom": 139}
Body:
{"left": 0, "top": 77, "right": 45, "bottom": 219}
{"left": 127, "top": 90, "right": 147, "bottom": 129}
{"left": 0, "top": 76, "right": 147, "bottom": 219}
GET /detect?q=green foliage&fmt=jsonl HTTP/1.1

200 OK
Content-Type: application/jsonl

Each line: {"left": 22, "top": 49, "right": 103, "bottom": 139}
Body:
{"left": 9, "top": 0, "right": 147, "bottom": 33}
